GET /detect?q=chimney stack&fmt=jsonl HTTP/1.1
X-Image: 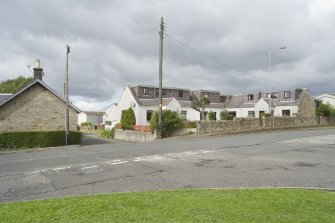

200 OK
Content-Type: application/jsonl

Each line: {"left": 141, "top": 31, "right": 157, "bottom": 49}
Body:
{"left": 33, "top": 59, "right": 43, "bottom": 80}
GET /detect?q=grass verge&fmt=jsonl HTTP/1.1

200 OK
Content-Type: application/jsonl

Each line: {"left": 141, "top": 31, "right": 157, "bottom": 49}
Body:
{"left": 0, "top": 188, "right": 335, "bottom": 222}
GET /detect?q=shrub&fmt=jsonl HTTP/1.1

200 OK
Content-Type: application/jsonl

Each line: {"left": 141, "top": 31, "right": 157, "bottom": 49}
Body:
{"left": 183, "top": 121, "right": 196, "bottom": 128}
{"left": 115, "top": 123, "right": 122, "bottom": 129}
{"left": 150, "top": 110, "right": 183, "bottom": 137}
{"left": 260, "top": 113, "right": 272, "bottom": 118}
{"left": 0, "top": 131, "right": 82, "bottom": 150}
{"left": 100, "top": 128, "right": 115, "bottom": 139}
{"left": 208, "top": 111, "right": 216, "bottom": 120}
{"left": 220, "top": 111, "right": 233, "bottom": 120}
{"left": 81, "top": 122, "right": 92, "bottom": 126}
{"left": 121, "top": 107, "right": 136, "bottom": 130}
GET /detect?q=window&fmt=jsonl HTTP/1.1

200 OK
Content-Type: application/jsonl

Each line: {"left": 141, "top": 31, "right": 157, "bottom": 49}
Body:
{"left": 203, "top": 92, "right": 209, "bottom": 97}
{"left": 143, "top": 87, "right": 149, "bottom": 96}
{"left": 248, "top": 111, "right": 255, "bottom": 118}
{"left": 179, "top": 90, "right": 183, "bottom": 98}
{"left": 146, "top": 110, "right": 154, "bottom": 121}
{"left": 271, "top": 92, "right": 278, "bottom": 99}
{"left": 155, "top": 89, "right": 159, "bottom": 97}
{"left": 282, "top": 110, "right": 291, "bottom": 116}
{"left": 162, "top": 89, "right": 167, "bottom": 96}
{"left": 181, "top": 111, "right": 187, "bottom": 120}
{"left": 248, "top": 94, "right": 254, "bottom": 101}
{"left": 284, "top": 91, "right": 291, "bottom": 98}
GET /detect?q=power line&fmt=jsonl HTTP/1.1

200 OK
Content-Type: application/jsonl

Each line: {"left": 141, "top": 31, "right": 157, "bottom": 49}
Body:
{"left": 165, "top": 33, "right": 289, "bottom": 87}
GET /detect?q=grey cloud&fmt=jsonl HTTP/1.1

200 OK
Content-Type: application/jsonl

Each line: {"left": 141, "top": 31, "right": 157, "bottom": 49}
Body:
{"left": 1, "top": 0, "right": 335, "bottom": 110}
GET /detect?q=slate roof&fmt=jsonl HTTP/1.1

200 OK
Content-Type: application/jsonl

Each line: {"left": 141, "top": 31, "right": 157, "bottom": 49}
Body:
{"left": 82, "top": 111, "right": 105, "bottom": 116}
{"left": 138, "top": 98, "right": 175, "bottom": 106}
{"left": 0, "top": 79, "right": 81, "bottom": 113}
{"left": 127, "top": 85, "right": 309, "bottom": 110}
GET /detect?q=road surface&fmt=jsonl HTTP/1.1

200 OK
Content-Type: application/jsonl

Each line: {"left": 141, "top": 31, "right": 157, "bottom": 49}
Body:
{"left": 1, "top": 128, "right": 334, "bottom": 202}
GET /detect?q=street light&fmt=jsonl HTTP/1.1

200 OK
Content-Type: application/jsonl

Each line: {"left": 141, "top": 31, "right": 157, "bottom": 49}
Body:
{"left": 268, "top": 46, "right": 286, "bottom": 114}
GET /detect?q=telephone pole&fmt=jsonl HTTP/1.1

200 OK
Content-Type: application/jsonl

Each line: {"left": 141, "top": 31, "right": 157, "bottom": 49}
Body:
{"left": 158, "top": 17, "right": 164, "bottom": 139}
{"left": 65, "top": 44, "right": 70, "bottom": 145}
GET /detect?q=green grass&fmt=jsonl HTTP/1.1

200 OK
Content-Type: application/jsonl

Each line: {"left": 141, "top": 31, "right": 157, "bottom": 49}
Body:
{"left": 1, "top": 189, "right": 335, "bottom": 223}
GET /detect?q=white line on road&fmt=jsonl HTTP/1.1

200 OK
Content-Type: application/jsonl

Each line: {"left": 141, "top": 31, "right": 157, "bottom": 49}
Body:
{"left": 81, "top": 165, "right": 99, "bottom": 170}
{"left": 109, "top": 161, "right": 128, "bottom": 165}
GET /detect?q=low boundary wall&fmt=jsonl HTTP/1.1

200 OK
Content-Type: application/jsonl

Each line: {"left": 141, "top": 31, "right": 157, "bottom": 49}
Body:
{"left": 114, "top": 129, "right": 156, "bottom": 143}
{"left": 197, "top": 116, "right": 319, "bottom": 135}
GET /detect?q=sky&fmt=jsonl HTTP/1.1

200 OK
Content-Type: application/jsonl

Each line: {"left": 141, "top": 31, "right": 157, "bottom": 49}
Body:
{"left": 1, "top": 0, "right": 334, "bottom": 111}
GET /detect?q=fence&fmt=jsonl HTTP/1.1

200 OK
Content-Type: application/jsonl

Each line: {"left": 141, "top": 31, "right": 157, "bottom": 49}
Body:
{"left": 196, "top": 116, "right": 321, "bottom": 135}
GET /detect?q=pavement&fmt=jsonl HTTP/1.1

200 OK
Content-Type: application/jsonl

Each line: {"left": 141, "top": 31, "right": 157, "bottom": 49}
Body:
{"left": 0, "top": 128, "right": 335, "bottom": 202}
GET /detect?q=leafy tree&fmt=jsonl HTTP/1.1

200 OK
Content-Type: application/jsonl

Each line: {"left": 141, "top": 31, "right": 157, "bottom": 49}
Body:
{"left": 150, "top": 110, "right": 183, "bottom": 137}
{"left": 220, "top": 111, "right": 233, "bottom": 120}
{"left": 120, "top": 107, "right": 136, "bottom": 130}
{"left": 192, "top": 96, "right": 211, "bottom": 120}
{"left": 208, "top": 111, "right": 216, "bottom": 120}
{"left": 316, "top": 103, "right": 335, "bottom": 117}
{"left": 0, "top": 76, "right": 33, "bottom": 93}
{"left": 313, "top": 99, "right": 322, "bottom": 108}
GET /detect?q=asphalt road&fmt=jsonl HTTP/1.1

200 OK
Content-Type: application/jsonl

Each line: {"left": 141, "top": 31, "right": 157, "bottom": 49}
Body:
{"left": 1, "top": 128, "right": 335, "bottom": 202}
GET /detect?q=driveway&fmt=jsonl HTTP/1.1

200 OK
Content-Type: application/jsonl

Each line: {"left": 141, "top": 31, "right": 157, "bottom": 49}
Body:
{"left": 0, "top": 128, "right": 334, "bottom": 202}
{"left": 81, "top": 133, "right": 117, "bottom": 146}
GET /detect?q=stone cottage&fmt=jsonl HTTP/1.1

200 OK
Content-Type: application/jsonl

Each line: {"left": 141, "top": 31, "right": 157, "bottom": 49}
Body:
{"left": 0, "top": 60, "right": 80, "bottom": 132}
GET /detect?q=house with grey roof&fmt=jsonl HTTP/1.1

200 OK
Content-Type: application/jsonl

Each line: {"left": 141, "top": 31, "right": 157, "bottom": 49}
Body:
{"left": 0, "top": 60, "right": 80, "bottom": 132}
{"left": 315, "top": 93, "right": 335, "bottom": 108}
{"left": 78, "top": 111, "right": 105, "bottom": 126}
{"left": 104, "top": 85, "right": 315, "bottom": 128}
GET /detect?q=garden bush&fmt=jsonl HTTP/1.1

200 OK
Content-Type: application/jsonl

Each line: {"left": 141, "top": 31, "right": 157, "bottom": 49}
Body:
{"left": 0, "top": 131, "right": 82, "bottom": 150}
{"left": 220, "top": 111, "right": 233, "bottom": 120}
{"left": 150, "top": 110, "right": 183, "bottom": 137}
{"left": 208, "top": 111, "right": 216, "bottom": 120}
{"left": 120, "top": 108, "right": 136, "bottom": 130}
{"left": 100, "top": 128, "right": 115, "bottom": 139}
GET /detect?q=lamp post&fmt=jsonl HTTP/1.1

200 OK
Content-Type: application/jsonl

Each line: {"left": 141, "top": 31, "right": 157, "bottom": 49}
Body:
{"left": 268, "top": 46, "right": 286, "bottom": 114}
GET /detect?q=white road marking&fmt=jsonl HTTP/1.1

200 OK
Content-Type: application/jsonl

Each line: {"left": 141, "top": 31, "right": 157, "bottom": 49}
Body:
{"left": 110, "top": 161, "right": 128, "bottom": 165}
{"left": 81, "top": 165, "right": 99, "bottom": 170}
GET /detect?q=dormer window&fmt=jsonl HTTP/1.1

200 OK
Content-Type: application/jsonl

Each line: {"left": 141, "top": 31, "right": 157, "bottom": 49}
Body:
{"left": 179, "top": 90, "right": 183, "bottom": 98}
{"left": 248, "top": 94, "right": 254, "bottom": 101}
{"left": 143, "top": 87, "right": 149, "bottom": 96}
{"left": 204, "top": 92, "right": 209, "bottom": 97}
{"left": 284, "top": 91, "right": 291, "bottom": 98}
{"left": 271, "top": 92, "right": 278, "bottom": 99}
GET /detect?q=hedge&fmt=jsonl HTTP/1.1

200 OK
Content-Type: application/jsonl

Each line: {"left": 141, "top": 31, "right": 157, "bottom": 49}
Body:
{"left": 0, "top": 131, "right": 82, "bottom": 150}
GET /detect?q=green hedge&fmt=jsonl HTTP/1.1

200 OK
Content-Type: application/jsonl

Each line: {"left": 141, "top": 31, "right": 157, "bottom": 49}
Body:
{"left": 0, "top": 131, "right": 82, "bottom": 150}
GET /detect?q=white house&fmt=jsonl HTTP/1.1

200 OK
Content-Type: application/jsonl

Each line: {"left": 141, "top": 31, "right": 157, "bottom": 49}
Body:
{"left": 78, "top": 111, "right": 105, "bottom": 126}
{"left": 104, "top": 85, "right": 315, "bottom": 128}
{"left": 315, "top": 93, "right": 335, "bottom": 107}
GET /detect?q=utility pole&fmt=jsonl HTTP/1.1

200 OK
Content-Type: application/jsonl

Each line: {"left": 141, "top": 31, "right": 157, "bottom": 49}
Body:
{"left": 65, "top": 44, "right": 70, "bottom": 145}
{"left": 158, "top": 17, "right": 164, "bottom": 138}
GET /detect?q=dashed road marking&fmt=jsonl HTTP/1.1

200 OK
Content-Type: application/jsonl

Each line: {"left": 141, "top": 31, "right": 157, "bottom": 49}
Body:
{"left": 110, "top": 161, "right": 128, "bottom": 165}
{"left": 81, "top": 165, "right": 99, "bottom": 170}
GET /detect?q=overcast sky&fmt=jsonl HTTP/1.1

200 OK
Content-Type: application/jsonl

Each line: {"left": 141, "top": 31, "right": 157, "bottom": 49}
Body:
{"left": 1, "top": 0, "right": 334, "bottom": 111}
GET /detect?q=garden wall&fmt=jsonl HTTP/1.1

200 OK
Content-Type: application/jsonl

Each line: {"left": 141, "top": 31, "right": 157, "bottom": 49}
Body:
{"left": 197, "top": 116, "right": 317, "bottom": 135}
{"left": 114, "top": 129, "right": 156, "bottom": 143}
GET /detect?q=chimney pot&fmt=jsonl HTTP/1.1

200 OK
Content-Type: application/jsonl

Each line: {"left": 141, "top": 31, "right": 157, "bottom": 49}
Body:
{"left": 33, "top": 58, "right": 43, "bottom": 81}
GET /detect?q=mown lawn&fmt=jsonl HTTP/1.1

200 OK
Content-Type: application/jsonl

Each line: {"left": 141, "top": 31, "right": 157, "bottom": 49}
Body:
{"left": 1, "top": 189, "right": 335, "bottom": 223}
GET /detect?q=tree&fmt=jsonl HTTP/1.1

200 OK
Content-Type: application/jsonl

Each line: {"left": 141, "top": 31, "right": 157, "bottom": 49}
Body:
{"left": 316, "top": 103, "right": 335, "bottom": 117}
{"left": 0, "top": 76, "right": 33, "bottom": 93}
{"left": 313, "top": 99, "right": 322, "bottom": 108}
{"left": 192, "top": 96, "right": 211, "bottom": 120}
{"left": 120, "top": 107, "right": 136, "bottom": 130}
